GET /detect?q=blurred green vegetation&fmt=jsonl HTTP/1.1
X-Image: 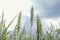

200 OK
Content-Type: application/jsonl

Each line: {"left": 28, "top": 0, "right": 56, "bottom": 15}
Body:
{"left": 0, "top": 6, "right": 60, "bottom": 40}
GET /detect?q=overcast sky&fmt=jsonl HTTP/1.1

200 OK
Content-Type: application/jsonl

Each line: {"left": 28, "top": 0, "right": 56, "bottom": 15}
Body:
{"left": 0, "top": 0, "right": 60, "bottom": 32}
{"left": 32, "top": 0, "right": 60, "bottom": 29}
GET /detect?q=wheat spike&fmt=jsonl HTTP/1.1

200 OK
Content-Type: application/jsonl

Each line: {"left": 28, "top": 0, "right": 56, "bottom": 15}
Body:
{"left": 37, "top": 14, "right": 42, "bottom": 40}
{"left": 0, "top": 14, "right": 17, "bottom": 40}
{"left": 30, "top": 6, "right": 34, "bottom": 40}
{"left": 14, "top": 12, "right": 21, "bottom": 40}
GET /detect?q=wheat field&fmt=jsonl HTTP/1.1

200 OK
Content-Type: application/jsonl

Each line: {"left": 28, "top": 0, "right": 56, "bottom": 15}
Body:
{"left": 0, "top": 6, "right": 60, "bottom": 40}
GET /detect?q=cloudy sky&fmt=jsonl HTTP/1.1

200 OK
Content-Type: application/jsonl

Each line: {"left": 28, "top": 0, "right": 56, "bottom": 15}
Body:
{"left": 33, "top": 0, "right": 60, "bottom": 18}
{"left": 0, "top": 0, "right": 60, "bottom": 32}
{"left": 32, "top": 0, "right": 60, "bottom": 29}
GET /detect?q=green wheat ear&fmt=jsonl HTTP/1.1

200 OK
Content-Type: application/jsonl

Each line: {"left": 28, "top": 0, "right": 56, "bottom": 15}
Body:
{"left": 30, "top": 6, "right": 34, "bottom": 26}
{"left": 30, "top": 6, "right": 34, "bottom": 40}
{"left": 0, "top": 12, "right": 4, "bottom": 40}
{"left": 14, "top": 12, "right": 22, "bottom": 40}
{"left": 0, "top": 12, "right": 4, "bottom": 35}
{"left": 37, "top": 14, "right": 42, "bottom": 40}
{"left": 0, "top": 14, "right": 17, "bottom": 40}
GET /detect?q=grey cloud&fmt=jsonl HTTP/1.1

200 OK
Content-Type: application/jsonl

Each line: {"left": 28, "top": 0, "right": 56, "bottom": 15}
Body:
{"left": 33, "top": 0, "right": 60, "bottom": 18}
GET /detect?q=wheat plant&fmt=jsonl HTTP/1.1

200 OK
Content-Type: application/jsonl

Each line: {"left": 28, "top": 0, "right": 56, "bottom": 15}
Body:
{"left": 0, "top": 6, "right": 60, "bottom": 40}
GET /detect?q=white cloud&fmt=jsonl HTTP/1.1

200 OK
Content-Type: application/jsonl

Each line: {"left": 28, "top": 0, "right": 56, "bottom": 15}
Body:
{"left": 45, "top": 18, "right": 60, "bottom": 30}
